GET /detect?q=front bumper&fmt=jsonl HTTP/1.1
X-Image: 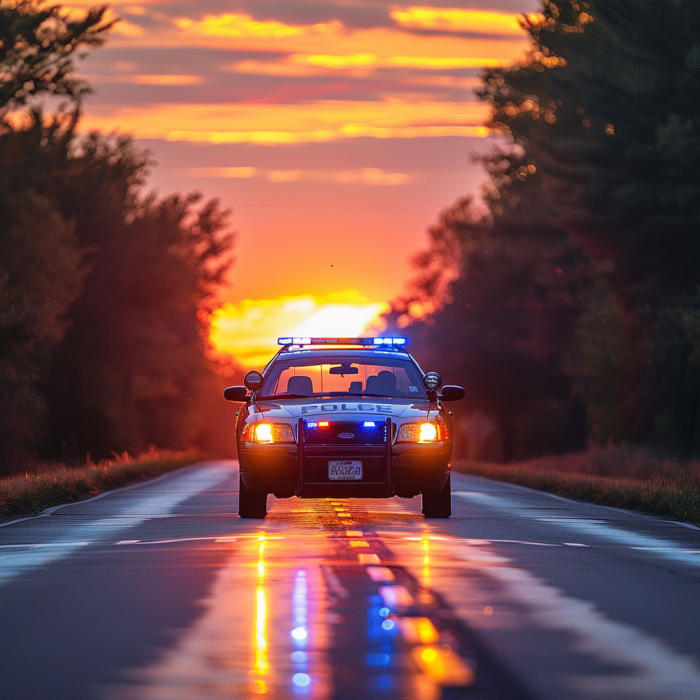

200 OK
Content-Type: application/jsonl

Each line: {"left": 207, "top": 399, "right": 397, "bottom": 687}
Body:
{"left": 238, "top": 440, "right": 450, "bottom": 498}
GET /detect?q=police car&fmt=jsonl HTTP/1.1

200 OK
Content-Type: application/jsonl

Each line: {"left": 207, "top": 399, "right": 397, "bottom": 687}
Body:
{"left": 224, "top": 337, "right": 465, "bottom": 518}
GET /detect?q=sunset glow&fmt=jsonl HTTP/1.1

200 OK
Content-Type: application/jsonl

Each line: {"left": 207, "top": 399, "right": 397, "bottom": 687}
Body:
{"left": 69, "top": 0, "right": 537, "bottom": 367}
{"left": 210, "top": 292, "right": 389, "bottom": 368}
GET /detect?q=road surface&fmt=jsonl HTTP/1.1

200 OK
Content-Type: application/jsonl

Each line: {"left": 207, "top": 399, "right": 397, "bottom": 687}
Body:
{"left": 1, "top": 461, "right": 700, "bottom": 700}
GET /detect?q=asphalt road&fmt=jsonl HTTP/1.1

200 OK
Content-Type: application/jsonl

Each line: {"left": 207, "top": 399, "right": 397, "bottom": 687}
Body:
{"left": 1, "top": 461, "right": 700, "bottom": 700}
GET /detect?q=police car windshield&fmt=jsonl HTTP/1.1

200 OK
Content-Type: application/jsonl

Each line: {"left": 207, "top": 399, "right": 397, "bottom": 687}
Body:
{"left": 259, "top": 356, "right": 428, "bottom": 399}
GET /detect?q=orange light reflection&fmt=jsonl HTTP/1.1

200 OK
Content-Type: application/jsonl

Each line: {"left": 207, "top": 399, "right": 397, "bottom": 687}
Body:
{"left": 253, "top": 535, "right": 268, "bottom": 688}
{"left": 422, "top": 535, "right": 431, "bottom": 587}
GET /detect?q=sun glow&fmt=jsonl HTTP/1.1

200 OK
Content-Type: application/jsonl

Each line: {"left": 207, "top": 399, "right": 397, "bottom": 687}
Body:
{"left": 209, "top": 291, "right": 389, "bottom": 368}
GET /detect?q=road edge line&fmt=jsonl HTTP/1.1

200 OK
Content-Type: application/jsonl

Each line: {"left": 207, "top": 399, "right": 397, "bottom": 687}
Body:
{"left": 0, "top": 460, "right": 238, "bottom": 529}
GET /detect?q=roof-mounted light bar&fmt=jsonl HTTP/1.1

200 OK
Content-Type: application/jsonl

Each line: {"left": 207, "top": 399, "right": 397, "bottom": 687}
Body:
{"left": 278, "top": 336, "right": 408, "bottom": 347}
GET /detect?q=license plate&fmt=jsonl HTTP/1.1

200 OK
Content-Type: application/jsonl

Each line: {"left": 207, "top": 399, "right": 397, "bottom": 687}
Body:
{"left": 328, "top": 461, "right": 363, "bottom": 480}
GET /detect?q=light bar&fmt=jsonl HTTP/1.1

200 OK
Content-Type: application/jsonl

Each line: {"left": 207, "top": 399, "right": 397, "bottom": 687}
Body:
{"left": 278, "top": 337, "right": 408, "bottom": 347}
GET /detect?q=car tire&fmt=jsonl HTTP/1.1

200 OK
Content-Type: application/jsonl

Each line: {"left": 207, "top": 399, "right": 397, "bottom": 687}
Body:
{"left": 239, "top": 476, "right": 268, "bottom": 518}
{"left": 421, "top": 474, "right": 451, "bottom": 518}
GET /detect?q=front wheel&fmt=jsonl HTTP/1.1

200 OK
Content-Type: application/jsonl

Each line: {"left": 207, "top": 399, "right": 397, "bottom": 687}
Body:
{"left": 421, "top": 473, "right": 451, "bottom": 518}
{"left": 239, "top": 476, "right": 268, "bottom": 518}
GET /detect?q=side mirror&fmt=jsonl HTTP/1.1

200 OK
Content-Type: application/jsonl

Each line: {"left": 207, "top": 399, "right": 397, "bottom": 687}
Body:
{"left": 423, "top": 372, "right": 442, "bottom": 391}
{"left": 224, "top": 386, "right": 248, "bottom": 402}
{"left": 244, "top": 370, "right": 264, "bottom": 392}
{"left": 440, "top": 385, "right": 465, "bottom": 402}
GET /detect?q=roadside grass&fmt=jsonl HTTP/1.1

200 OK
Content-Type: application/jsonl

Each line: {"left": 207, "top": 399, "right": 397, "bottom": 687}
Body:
{"left": 0, "top": 449, "right": 202, "bottom": 521}
{"left": 453, "top": 446, "right": 700, "bottom": 524}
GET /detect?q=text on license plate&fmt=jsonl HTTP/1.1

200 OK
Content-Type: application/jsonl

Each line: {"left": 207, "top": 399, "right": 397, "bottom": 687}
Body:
{"left": 328, "top": 461, "right": 363, "bottom": 480}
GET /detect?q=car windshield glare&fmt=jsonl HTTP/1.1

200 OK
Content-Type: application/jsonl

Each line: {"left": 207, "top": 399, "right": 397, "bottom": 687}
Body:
{"left": 259, "top": 356, "right": 428, "bottom": 399}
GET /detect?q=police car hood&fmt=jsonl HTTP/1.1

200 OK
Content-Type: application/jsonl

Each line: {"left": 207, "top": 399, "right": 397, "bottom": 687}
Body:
{"left": 253, "top": 397, "right": 437, "bottom": 420}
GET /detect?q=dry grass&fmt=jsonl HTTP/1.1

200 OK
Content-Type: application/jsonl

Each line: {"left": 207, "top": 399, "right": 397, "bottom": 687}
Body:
{"left": 453, "top": 446, "right": 700, "bottom": 524}
{"left": 0, "top": 448, "right": 201, "bottom": 521}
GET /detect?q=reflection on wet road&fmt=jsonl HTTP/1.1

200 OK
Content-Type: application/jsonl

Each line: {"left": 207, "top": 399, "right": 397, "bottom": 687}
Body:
{"left": 112, "top": 497, "right": 489, "bottom": 700}
{"left": 1, "top": 461, "right": 700, "bottom": 700}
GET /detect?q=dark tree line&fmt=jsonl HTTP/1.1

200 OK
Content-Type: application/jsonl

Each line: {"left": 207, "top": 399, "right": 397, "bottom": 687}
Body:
{"left": 0, "top": 1, "right": 236, "bottom": 472}
{"left": 390, "top": 0, "right": 700, "bottom": 459}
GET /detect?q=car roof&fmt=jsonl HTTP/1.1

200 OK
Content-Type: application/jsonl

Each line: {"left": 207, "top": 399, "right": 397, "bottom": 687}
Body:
{"left": 273, "top": 348, "right": 414, "bottom": 362}
{"left": 263, "top": 347, "right": 423, "bottom": 377}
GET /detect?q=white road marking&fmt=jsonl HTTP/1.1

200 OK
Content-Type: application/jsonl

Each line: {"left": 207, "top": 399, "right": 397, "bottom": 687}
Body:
{"left": 0, "top": 542, "right": 93, "bottom": 548}
{"left": 0, "top": 542, "right": 93, "bottom": 580}
{"left": 0, "top": 461, "right": 224, "bottom": 529}
{"left": 0, "top": 463, "right": 231, "bottom": 584}
{"left": 457, "top": 491, "right": 700, "bottom": 569}
{"left": 452, "top": 540, "right": 700, "bottom": 699}
{"left": 393, "top": 531, "right": 700, "bottom": 699}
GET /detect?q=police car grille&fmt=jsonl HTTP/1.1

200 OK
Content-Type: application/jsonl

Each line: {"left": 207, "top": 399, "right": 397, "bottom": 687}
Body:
{"left": 303, "top": 421, "right": 387, "bottom": 445}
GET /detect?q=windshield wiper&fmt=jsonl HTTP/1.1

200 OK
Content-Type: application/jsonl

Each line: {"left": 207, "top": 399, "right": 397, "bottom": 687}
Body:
{"left": 260, "top": 392, "right": 411, "bottom": 400}
{"left": 258, "top": 393, "right": 313, "bottom": 400}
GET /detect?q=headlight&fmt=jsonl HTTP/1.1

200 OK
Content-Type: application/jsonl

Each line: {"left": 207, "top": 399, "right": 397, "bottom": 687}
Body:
{"left": 396, "top": 421, "right": 447, "bottom": 443}
{"left": 242, "top": 422, "right": 295, "bottom": 444}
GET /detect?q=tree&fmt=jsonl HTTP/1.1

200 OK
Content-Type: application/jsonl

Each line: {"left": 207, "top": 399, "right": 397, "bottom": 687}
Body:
{"left": 0, "top": 1, "right": 237, "bottom": 468}
{"left": 0, "top": 0, "right": 111, "bottom": 468}
{"left": 473, "top": 0, "right": 700, "bottom": 451}
{"left": 393, "top": 0, "right": 700, "bottom": 456}
{"left": 0, "top": 0, "right": 112, "bottom": 122}
{"left": 388, "top": 185, "right": 588, "bottom": 459}
{"left": 478, "top": 0, "right": 700, "bottom": 307}
{"left": 43, "top": 135, "right": 235, "bottom": 459}
{"left": 0, "top": 186, "right": 82, "bottom": 468}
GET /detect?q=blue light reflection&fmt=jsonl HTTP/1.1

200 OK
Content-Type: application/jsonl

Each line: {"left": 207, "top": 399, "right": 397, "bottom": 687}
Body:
{"left": 366, "top": 653, "right": 391, "bottom": 667}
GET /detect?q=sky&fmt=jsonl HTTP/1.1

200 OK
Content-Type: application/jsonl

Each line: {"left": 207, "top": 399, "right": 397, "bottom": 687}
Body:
{"left": 67, "top": 0, "right": 539, "bottom": 366}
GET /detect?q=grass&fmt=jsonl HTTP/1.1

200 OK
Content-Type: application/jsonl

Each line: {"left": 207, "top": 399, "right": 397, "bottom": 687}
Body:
{"left": 453, "top": 446, "right": 700, "bottom": 524}
{"left": 0, "top": 448, "right": 201, "bottom": 521}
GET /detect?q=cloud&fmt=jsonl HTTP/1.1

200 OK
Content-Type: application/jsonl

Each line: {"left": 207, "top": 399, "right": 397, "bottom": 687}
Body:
{"left": 101, "top": 6, "right": 528, "bottom": 65}
{"left": 175, "top": 12, "right": 315, "bottom": 39}
{"left": 64, "top": 0, "right": 162, "bottom": 5}
{"left": 293, "top": 53, "right": 378, "bottom": 69}
{"left": 224, "top": 59, "right": 328, "bottom": 78}
{"left": 80, "top": 99, "right": 490, "bottom": 144}
{"left": 388, "top": 55, "right": 501, "bottom": 69}
{"left": 77, "top": 4, "right": 529, "bottom": 115}
{"left": 333, "top": 167, "right": 409, "bottom": 185}
{"left": 91, "top": 74, "right": 208, "bottom": 85}
{"left": 185, "top": 166, "right": 411, "bottom": 185}
{"left": 225, "top": 1, "right": 394, "bottom": 30}
{"left": 288, "top": 53, "right": 502, "bottom": 70}
{"left": 268, "top": 169, "right": 304, "bottom": 182}
{"left": 390, "top": 6, "right": 536, "bottom": 36}
{"left": 188, "top": 167, "right": 258, "bottom": 179}
{"left": 225, "top": 58, "right": 481, "bottom": 89}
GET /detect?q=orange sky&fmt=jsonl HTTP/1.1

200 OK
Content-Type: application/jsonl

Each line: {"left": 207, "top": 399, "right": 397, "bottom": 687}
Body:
{"left": 71, "top": 0, "right": 539, "bottom": 365}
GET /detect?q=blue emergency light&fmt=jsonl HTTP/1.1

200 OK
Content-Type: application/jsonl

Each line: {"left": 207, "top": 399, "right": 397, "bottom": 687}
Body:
{"left": 278, "top": 337, "right": 408, "bottom": 347}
